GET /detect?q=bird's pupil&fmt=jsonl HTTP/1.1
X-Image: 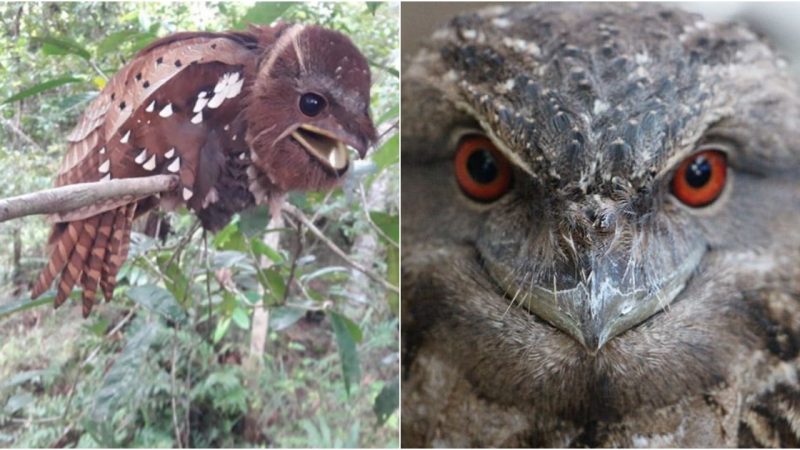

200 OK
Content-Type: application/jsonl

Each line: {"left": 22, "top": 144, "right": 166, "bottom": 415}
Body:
{"left": 467, "top": 149, "right": 499, "bottom": 184}
{"left": 299, "top": 93, "right": 325, "bottom": 116}
{"left": 685, "top": 155, "right": 712, "bottom": 188}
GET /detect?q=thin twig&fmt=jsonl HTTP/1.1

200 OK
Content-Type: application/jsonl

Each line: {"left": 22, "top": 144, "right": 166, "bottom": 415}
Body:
{"left": 204, "top": 231, "right": 212, "bottom": 343}
{"left": 164, "top": 220, "right": 201, "bottom": 269}
{"left": 88, "top": 59, "right": 108, "bottom": 81}
{"left": 358, "top": 182, "right": 398, "bottom": 249}
{"left": 106, "top": 306, "right": 137, "bottom": 338}
{"left": 282, "top": 204, "right": 399, "bottom": 294}
{"left": 0, "top": 174, "right": 179, "bottom": 223}
{"left": 0, "top": 117, "right": 44, "bottom": 152}
{"left": 376, "top": 118, "right": 399, "bottom": 147}
{"left": 280, "top": 219, "right": 304, "bottom": 304}
{"left": 170, "top": 330, "right": 183, "bottom": 448}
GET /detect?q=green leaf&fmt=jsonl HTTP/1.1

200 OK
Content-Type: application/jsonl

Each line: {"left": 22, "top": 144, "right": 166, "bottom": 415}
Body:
{"left": 215, "top": 224, "right": 248, "bottom": 252}
{"left": 369, "top": 211, "right": 399, "bottom": 243}
{"left": 56, "top": 91, "right": 96, "bottom": 112}
{"left": 3, "top": 76, "right": 85, "bottom": 104}
{"left": 162, "top": 261, "right": 189, "bottom": 303}
{"left": 96, "top": 29, "right": 142, "bottom": 56}
{"left": 84, "top": 317, "right": 110, "bottom": 337}
{"left": 232, "top": 307, "right": 250, "bottom": 330}
{"left": 377, "top": 104, "right": 398, "bottom": 125}
{"left": 38, "top": 35, "right": 91, "bottom": 60}
{"left": 385, "top": 245, "right": 399, "bottom": 315}
{"left": 263, "top": 268, "right": 286, "bottom": 301}
{"left": 213, "top": 316, "right": 232, "bottom": 343}
{"left": 126, "top": 284, "right": 187, "bottom": 324}
{"left": 238, "top": 2, "right": 294, "bottom": 29}
{"left": 329, "top": 311, "right": 362, "bottom": 395}
{"left": 212, "top": 220, "right": 239, "bottom": 248}
{"left": 0, "top": 294, "right": 53, "bottom": 319}
{"left": 366, "top": 2, "right": 382, "bottom": 15}
{"left": 91, "top": 320, "right": 160, "bottom": 433}
{"left": 1, "top": 369, "right": 53, "bottom": 390}
{"left": 238, "top": 205, "right": 270, "bottom": 237}
{"left": 269, "top": 306, "right": 305, "bottom": 331}
{"left": 4, "top": 393, "right": 34, "bottom": 415}
{"left": 373, "top": 380, "right": 399, "bottom": 425}
{"left": 251, "top": 238, "right": 283, "bottom": 264}
{"left": 371, "top": 133, "right": 398, "bottom": 169}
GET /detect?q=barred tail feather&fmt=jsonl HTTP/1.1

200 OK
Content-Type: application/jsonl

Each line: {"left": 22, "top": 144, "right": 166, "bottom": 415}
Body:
{"left": 79, "top": 210, "right": 115, "bottom": 317}
{"left": 31, "top": 221, "right": 83, "bottom": 299}
{"left": 100, "top": 204, "right": 137, "bottom": 302}
{"left": 31, "top": 202, "right": 138, "bottom": 316}
{"left": 54, "top": 215, "right": 100, "bottom": 308}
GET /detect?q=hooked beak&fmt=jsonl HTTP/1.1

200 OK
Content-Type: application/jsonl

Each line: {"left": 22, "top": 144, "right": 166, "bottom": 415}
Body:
{"left": 489, "top": 246, "right": 705, "bottom": 352}
{"left": 291, "top": 124, "right": 368, "bottom": 172}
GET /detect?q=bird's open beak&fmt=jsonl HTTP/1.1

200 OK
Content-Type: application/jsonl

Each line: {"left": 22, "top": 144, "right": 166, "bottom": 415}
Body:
{"left": 291, "top": 124, "right": 368, "bottom": 172}
{"left": 488, "top": 245, "right": 705, "bottom": 352}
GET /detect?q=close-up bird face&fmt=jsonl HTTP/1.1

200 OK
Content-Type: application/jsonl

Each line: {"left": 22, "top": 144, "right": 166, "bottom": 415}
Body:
{"left": 247, "top": 25, "right": 377, "bottom": 192}
{"left": 402, "top": 3, "right": 800, "bottom": 444}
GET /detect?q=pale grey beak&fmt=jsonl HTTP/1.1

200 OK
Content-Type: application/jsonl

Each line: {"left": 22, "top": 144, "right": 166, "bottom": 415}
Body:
{"left": 490, "top": 246, "right": 704, "bottom": 351}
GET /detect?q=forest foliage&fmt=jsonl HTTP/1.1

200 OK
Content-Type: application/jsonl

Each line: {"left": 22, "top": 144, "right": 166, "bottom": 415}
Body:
{"left": 0, "top": 2, "right": 399, "bottom": 447}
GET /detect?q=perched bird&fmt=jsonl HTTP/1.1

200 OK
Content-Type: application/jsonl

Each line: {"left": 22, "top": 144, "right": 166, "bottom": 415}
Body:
{"left": 31, "top": 23, "right": 377, "bottom": 317}
{"left": 402, "top": 4, "right": 800, "bottom": 447}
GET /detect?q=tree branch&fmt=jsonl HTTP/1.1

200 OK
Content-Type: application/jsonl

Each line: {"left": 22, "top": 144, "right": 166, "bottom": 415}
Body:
{"left": 282, "top": 204, "right": 399, "bottom": 294}
{"left": 0, "top": 174, "right": 179, "bottom": 223}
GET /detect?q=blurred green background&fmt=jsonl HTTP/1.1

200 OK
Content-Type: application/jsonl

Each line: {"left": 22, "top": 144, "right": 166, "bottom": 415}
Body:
{"left": 0, "top": 2, "right": 399, "bottom": 447}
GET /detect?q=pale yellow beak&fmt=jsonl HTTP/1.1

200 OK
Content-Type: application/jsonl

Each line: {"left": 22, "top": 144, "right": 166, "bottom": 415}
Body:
{"left": 291, "top": 124, "right": 350, "bottom": 171}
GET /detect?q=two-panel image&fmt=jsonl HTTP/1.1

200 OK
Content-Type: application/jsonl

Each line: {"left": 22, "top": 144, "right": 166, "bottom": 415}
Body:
{"left": 0, "top": 2, "right": 798, "bottom": 448}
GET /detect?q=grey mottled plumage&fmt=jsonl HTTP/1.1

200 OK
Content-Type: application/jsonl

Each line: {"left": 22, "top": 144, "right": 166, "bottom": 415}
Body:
{"left": 402, "top": 4, "right": 800, "bottom": 447}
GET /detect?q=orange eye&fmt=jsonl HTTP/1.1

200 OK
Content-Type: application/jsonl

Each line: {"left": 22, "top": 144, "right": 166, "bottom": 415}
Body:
{"left": 454, "top": 135, "right": 513, "bottom": 202}
{"left": 670, "top": 149, "right": 727, "bottom": 207}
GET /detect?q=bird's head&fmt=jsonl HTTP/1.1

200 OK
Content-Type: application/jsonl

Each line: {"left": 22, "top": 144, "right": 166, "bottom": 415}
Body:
{"left": 246, "top": 24, "right": 377, "bottom": 192}
{"left": 403, "top": 3, "right": 800, "bottom": 414}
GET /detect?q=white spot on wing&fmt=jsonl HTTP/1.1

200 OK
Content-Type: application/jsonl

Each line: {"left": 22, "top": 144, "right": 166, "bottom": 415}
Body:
{"left": 194, "top": 97, "right": 208, "bottom": 113}
{"left": 143, "top": 154, "right": 157, "bottom": 171}
{"left": 191, "top": 112, "right": 203, "bottom": 124}
{"left": 159, "top": 103, "right": 173, "bottom": 118}
{"left": 207, "top": 93, "right": 225, "bottom": 109}
{"left": 120, "top": 130, "right": 131, "bottom": 144}
{"left": 182, "top": 187, "right": 193, "bottom": 201}
{"left": 135, "top": 148, "right": 148, "bottom": 164}
{"left": 145, "top": 100, "right": 156, "bottom": 112}
{"left": 99, "top": 147, "right": 106, "bottom": 154}
{"left": 198, "top": 91, "right": 207, "bottom": 99}
{"left": 100, "top": 173, "right": 111, "bottom": 182}
{"left": 98, "top": 160, "right": 110, "bottom": 173}
{"left": 167, "top": 157, "right": 180, "bottom": 173}
{"left": 225, "top": 79, "right": 243, "bottom": 99}
{"left": 165, "top": 148, "right": 175, "bottom": 158}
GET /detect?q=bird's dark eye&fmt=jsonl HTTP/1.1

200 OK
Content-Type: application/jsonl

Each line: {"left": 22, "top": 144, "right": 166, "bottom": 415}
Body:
{"left": 454, "top": 135, "right": 513, "bottom": 202}
{"left": 671, "top": 149, "right": 727, "bottom": 207}
{"left": 299, "top": 93, "right": 326, "bottom": 116}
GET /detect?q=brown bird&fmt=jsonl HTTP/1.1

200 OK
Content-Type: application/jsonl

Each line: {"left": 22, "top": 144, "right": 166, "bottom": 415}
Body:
{"left": 402, "top": 3, "right": 800, "bottom": 447}
{"left": 31, "top": 23, "right": 377, "bottom": 317}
